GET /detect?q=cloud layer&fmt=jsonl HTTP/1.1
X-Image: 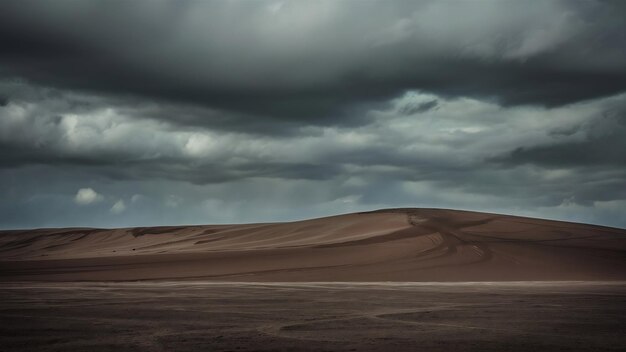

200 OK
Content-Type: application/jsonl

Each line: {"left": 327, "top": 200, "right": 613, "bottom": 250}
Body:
{"left": 0, "top": 1, "right": 625, "bottom": 229}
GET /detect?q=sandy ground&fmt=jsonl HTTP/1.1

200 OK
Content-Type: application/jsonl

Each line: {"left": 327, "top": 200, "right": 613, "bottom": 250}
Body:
{"left": 1, "top": 209, "right": 625, "bottom": 282}
{"left": 1, "top": 209, "right": 625, "bottom": 350}
{"left": 1, "top": 281, "right": 624, "bottom": 351}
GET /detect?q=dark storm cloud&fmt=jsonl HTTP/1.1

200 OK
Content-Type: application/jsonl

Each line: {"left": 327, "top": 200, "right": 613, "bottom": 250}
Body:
{"left": 0, "top": 137, "right": 341, "bottom": 185}
{"left": 1, "top": 1, "right": 626, "bottom": 229}
{"left": 0, "top": 80, "right": 309, "bottom": 136}
{"left": 506, "top": 138, "right": 626, "bottom": 167}
{"left": 494, "top": 102, "right": 626, "bottom": 167}
{"left": 0, "top": 0, "right": 625, "bottom": 129}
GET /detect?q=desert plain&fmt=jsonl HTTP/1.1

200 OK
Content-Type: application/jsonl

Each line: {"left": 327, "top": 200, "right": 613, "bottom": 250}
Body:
{"left": 1, "top": 208, "right": 625, "bottom": 351}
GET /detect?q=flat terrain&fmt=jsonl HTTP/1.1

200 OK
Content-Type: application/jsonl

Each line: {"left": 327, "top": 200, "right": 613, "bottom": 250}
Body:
{"left": 1, "top": 281, "right": 625, "bottom": 351}
{"left": 1, "top": 209, "right": 625, "bottom": 281}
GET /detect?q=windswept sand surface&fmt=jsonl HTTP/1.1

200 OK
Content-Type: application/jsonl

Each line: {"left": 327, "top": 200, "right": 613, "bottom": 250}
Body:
{"left": 1, "top": 211, "right": 625, "bottom": 351}
{"left": 1, "top": 209, "right": 625, "bottom": 281}
{"left": 1, "top": 281, "right": 625, "bottom": 351}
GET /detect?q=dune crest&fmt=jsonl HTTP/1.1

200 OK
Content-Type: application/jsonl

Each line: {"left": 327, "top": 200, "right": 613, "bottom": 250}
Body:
{"left": 1, "top": 209, "right": 624, "bottom": 282}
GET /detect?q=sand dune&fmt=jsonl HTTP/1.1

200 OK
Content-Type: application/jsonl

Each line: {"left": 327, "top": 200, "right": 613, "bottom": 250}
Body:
{"left": 0, "top": 208, "right": 625, "bottom": 281}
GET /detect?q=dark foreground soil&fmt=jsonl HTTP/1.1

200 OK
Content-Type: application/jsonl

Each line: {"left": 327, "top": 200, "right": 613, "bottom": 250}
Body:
{"left": 0, "top": 281, "right": 624, "bottom": 351}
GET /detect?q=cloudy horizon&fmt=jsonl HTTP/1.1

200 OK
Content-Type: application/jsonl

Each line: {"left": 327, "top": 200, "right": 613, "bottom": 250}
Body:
{"left": 1, "top": 0, "right": 625, "bottom": 229}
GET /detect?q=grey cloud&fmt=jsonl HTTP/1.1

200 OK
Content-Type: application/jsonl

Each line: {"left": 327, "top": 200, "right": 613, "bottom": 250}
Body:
{"left": 0, "top": 0, "right": 625, "bottom": 129}
{"left": 1, "top": 1, "right": 626, "bottom": 230}
{"left": 0, "top": 81, "right": 347, "bottom": 135}
{"left": 548, "top": 125, "right": 582, "bottom": 137}
{"left": 398, "top": 99, "right": 439, "bottom": 115}
{"left": 494, "top": 102, "right": 626, "bottom": 167}
{"left": 506, "top": 138, "right": 626, "bottom": 167}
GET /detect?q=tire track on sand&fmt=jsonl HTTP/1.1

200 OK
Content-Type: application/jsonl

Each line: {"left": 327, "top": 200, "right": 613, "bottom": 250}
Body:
{"left": 406, "top": 212, "right": 495, "bottom": 267}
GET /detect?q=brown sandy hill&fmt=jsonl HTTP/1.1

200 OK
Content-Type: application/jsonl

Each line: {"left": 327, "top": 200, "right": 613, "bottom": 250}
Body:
{"left": 0, "top": 208, "right": 624, "bottom": 281}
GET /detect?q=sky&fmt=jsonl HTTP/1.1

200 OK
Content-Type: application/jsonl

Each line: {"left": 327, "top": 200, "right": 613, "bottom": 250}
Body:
{"left": 1, "top": 0, "right": 625, "bottom": 229}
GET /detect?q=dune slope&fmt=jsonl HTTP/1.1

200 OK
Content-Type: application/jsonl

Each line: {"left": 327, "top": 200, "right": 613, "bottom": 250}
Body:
{"left": 0, "top": 208, "right": 624, "bottom": 281}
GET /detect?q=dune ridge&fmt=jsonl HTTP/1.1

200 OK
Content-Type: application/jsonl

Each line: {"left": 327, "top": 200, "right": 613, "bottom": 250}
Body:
{"left": 0, "top": 208, "right": 624, "bottom": 282}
